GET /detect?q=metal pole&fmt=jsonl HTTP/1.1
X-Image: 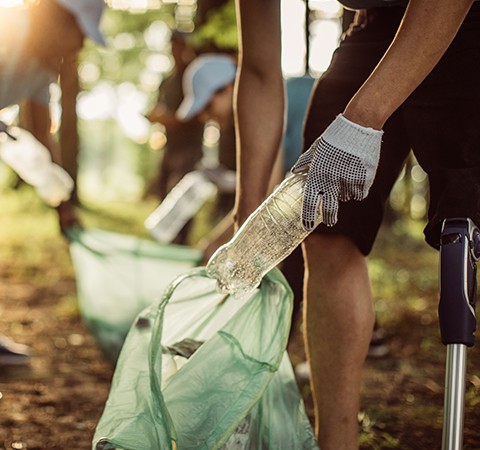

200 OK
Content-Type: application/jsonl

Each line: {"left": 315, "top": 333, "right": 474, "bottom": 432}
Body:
{"left": 442, "top": 344, "right": 467, "bottom": 450}
{"left": 438, "top": 218, "right": 479, "bottom": 450}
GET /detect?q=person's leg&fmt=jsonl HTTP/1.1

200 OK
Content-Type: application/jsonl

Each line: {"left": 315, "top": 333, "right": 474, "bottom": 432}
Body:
{"left": 0, "top": 335, "right": 30, "bottom": 366}
{"left": 298, "top": 8, "right": 409, "bottom": 446}
{"left": 281, "top": 246, "right": 304, "bottom": 330}
{"left": 298, "top": 121, "right": 409, "bottom": 445}
{"left": 303, "top": 233, "right": 374, "bottom": 449}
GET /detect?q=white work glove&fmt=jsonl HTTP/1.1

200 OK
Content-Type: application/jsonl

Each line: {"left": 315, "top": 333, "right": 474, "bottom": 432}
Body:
{"left": 291, "top": 114, "right": 383, "bottom": 229}
{"left": 0, "top": 120, "right": 16, "bottom": 140}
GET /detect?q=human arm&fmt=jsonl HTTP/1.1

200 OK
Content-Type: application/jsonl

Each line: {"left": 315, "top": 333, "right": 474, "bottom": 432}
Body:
{"left": 145, "top": 102, "right": 184, "bottom": 128}
{"left": 344, "top": 0, "right": 474, "bottom": 129}
{"left": 293, "top": 0, "right": 474, "bottom": 228}
{"left": 24, "top": 100, "right": 79, "bottom": 231}
{"left": 233, "top": 0, "right": 284, "bottom": 228}
{"left": 199, "top": 148, "right": 284, "bottom": 263}
{"left": 146, "top": 74, "right": 192, "bottom": 128}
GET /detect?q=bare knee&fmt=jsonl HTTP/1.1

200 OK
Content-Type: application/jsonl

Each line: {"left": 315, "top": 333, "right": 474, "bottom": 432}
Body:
{"left": 302, "top": 233, "right": 366, "bottom": 280}
{"left": 301, "top": 232, "right": 375, "bottom": 337}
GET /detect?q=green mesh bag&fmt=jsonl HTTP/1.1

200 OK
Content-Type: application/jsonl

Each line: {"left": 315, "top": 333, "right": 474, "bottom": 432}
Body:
{"left": 93, "top": 268, "right": 318, "bottom": 450}
{"left": 67, "top": 227, "right": 203, "bottom": 361}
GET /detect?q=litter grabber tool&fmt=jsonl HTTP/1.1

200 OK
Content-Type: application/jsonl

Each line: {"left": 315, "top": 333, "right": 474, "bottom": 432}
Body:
{"left": 438, "top": 217, "right": 480, "bottom": 450}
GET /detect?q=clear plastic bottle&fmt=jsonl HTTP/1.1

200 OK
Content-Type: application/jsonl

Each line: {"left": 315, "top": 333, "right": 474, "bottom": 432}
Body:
{"left": 145, "top": 170, "right": 217, "bottom": 243}
{"left": 0, "top": 126, "right": 74, "bottom": 206}
{"left": 206, "top": 172, "right": 319, "bottom": 295}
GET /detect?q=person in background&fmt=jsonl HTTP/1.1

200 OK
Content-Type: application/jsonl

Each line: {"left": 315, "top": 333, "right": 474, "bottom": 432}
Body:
{"left": 146, "top": 31, "right": 204, "bottom": 201}
{"left": 177, "top": 53, "right": 243, "bottom": 222}
{"left": 176, "top": 54, "right": 248, "bottom": 247}
{"left": 0, "top": 0, "right": 106, "bottom": 366}
{"left": 233, "top": 0, "right": 479, "bottom": 448}
{"left": 145, "top": 30, "right": 204, "bottom": 245}
{"left": 176, "top": 53, "right": 284, "bottom": 254}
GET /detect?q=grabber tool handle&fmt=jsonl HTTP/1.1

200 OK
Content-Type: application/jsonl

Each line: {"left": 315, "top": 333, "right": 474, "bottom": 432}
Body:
{"left": 439, "top": 218, "right": 480, "bottom": 450}
{"left": 439, "top": 217, "right": 479, "bottom": 347}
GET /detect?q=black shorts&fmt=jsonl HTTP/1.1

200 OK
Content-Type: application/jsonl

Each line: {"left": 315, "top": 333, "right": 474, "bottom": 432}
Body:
{"left": 303, "top": 5, "right": 480, "bottom": 254}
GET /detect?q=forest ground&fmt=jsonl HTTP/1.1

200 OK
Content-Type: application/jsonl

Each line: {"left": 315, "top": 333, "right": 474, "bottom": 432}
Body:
{"left": 0, "top": 186, "right": 479, "bottom": 450}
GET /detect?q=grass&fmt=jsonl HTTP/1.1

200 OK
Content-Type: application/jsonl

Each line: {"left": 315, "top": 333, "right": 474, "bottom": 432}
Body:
{"left": 1, "top": 182, "right": 479, "bottom": 449}
{"left": 0, "top": 183, "right": 158, "bottom": 310}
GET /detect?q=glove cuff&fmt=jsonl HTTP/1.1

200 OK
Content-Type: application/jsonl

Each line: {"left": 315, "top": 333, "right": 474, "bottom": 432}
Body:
{"left": 322, "top": 114, "right": 383, "bottom": 153}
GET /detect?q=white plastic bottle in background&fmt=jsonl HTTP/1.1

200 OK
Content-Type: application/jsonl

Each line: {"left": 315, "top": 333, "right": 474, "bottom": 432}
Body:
{"left": 145, "top": 170, "right": 217, "bottom": 244}
{"left": 206, "top": 172, "right": 319, "bottom": 295}
{"left": 35, "top": 163, "right": 75, "bottom": 207}
{"left": 0, "top": 126, "right": 74, "bottom": 206}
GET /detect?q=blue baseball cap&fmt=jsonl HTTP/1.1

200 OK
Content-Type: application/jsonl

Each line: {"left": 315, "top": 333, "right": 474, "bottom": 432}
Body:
{"left": 177, "top": 54, "right": 237, "bottom": 120}
{"left": 56, "top": 0, "right": 106, "bottom": 46}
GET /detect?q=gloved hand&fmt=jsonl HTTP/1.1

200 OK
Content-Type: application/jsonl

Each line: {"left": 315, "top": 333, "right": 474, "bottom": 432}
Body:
{"left": 292, "top": 114, "right": 383, "bottom": 229}
{"left": 0, "top": 120, "right": 16, "bottom": 140}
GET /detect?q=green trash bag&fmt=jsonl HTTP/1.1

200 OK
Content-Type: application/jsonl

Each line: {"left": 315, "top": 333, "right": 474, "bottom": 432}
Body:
{"left": 93, "top": 267, "right": 318, "bottom": 450}
{"left": 66, "top": 227, "right": 203, "bottom": 362}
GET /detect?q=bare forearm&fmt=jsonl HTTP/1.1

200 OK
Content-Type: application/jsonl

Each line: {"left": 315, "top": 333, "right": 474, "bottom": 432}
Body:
{"left": 146, "top": 103, "right": 181, "bottom": 128}
{"left": 344, "top": 0, "right": 474, "bottom": 129}
{"left": 234, "top": 69, "right": 284, "bottom": 221}
{"left": 234, "top": 0, "right": 284, "bottom": 225}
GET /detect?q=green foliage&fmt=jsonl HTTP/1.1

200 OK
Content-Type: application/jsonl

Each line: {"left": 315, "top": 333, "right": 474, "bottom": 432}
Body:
{"left": 190, "top": 0, "right": 238, "bottom": 51}
{"left": 368, "top": 219, "right": 438, "bottom": 325}
{"left": 0, "top": 185, "right": 75, "bottom": 290}
{"left": 79, "top": 2, "right": 239, "bottom": 89}
{"left": 465, "top": 379, "right": 480, "bottom": 407}
{"left": 359, "top": 431, "right": 401, "bottom": 450}
{"left": 73, "top": 2, "right": 240, "bottom": 195}
{"left": 80, "top": 8, "right": 173, "bottom": 88}
{"left": 80, "top": 198, "right": 158, "bottom": 238}
{"left": 359, "top": 411, "right": 401, "bottom": 450}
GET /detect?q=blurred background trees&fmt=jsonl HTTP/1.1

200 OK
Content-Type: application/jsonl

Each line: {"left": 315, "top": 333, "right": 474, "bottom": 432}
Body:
{"left": 0, "top": 0, "right": 428, "bottom": 225}
{"left": 71, "top": 0, "right": 240, "bottom": 203}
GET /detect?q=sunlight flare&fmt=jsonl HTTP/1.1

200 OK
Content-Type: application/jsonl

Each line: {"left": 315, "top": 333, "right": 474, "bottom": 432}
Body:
{"left": 0, "top": 0, "right": 23, "bottom": 7}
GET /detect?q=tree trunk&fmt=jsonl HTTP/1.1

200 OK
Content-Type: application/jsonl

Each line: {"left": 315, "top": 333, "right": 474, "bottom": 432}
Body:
{"left": 59, "top": 53, "right": 80, "bottom": 204}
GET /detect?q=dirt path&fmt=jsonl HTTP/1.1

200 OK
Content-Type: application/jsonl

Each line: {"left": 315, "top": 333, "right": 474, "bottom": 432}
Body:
{"left": 0, "top": 221, "right": 479, "bottom": 449}
{"left": 0, "top": 263, "right": 113, "bottom": 450}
